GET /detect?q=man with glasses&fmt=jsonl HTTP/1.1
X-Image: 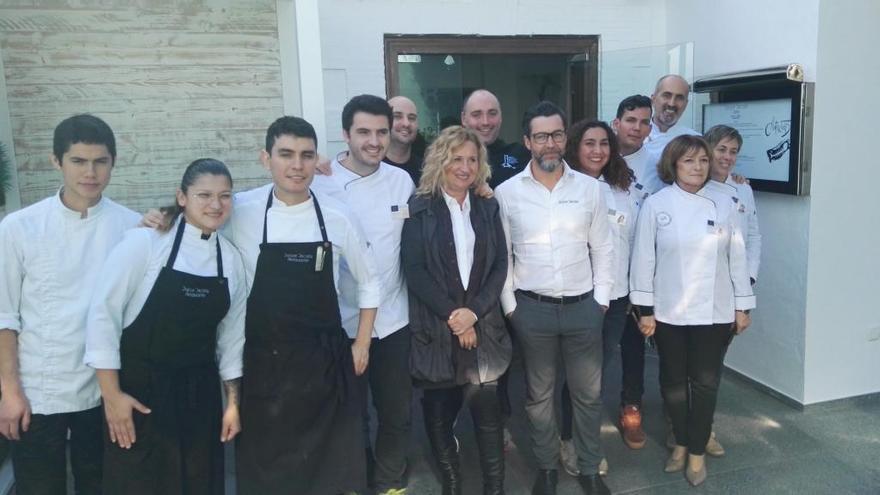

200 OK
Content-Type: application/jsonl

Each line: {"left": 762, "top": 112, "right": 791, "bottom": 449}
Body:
{"left": 495, "top": 101, "right": 614, "bottom": 495}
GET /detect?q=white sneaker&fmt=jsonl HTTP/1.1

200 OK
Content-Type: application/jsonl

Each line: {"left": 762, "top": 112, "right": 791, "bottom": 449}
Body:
{"left": 599, "top": 457, "right": 609, "bottom": 476}
{"left": 559, "top": 438, "right": 580, "bottom": 476}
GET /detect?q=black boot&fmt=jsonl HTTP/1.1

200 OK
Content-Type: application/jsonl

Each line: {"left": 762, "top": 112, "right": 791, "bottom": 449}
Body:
{"left": 532, "top": 468, "right": 558, "bottom": 495}
{"left": 421, "top": 395, "right": 462, "bottom": 495}
{"left": 470, "top": 386, "right": 505, "bottom": 495}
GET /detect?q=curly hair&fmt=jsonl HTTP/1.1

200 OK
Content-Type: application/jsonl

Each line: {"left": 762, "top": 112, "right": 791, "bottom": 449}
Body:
{"left": 416, "top": 126, "right": 491, "bottom": 197}
{"left": 657, "top": 135, "right": 712, "bottom": 185}
{"left": 564, "top": 119, "right": 633, "bottom": 191}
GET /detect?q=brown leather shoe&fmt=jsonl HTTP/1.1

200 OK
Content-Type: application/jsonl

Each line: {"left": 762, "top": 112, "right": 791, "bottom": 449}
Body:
{"left": 619, "top": 405, "right": 647, "bottom": 449}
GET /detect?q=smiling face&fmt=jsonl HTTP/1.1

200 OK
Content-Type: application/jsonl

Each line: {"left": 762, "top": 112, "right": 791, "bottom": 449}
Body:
{"left": 177, "top": 173, "right": 233, "bottom": 233}
{"left": 711, "top": 136, "right": 740, "bottom": 181}
{"left": 461, "top": 90, "right": 502, "bottom": 145}
{"left": 389, "top": 96, "right": 418, "bottom": 146}
{"left": 651, "top": 75, "right": 690, "bottom": 131}
{"left": 613, "top": 106, "right": 652, "bottom": 154}
{"left": 52, "top": 142, "right": 113, "bottom": 211}
{"left": 442, "top": 140, "right": 479, "bottom": 197}
{"left": 261, "top": 134, "right": 317, "bottom": 204}
{"left": 344, "top": 111, "right": 390, "bottom": 169}
{"left": 675, "top": 147, "right": 710, "bottom": 193}
{"left": 576, "top": 126, "right": 611, "bottom": 178}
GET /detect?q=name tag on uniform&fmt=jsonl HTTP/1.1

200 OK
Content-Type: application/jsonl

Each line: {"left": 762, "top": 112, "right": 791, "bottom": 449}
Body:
{"left": 391, "top": 204, "right": 410, "bottom": 219}
{"left": 608, "top": 208, "right": 627, "bottom": 225}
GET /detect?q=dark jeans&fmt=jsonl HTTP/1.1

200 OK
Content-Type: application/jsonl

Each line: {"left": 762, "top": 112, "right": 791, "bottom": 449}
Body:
{"left": 620, "top": 306, "right": 647, "bottom": 406}
{"left": 509, "top": 291, "right": 604, "bottom": 473}
{"left": 357, "top": 326, "right": 413, "bottom": 491}
{"left": 10, "top": 406, "right": 103, "bottom": 495}
{"left": 653, "top": 321, "right": 735, "bottom": 455}
{"left": 560, "top": 296, "right": 628, "bottom": 441}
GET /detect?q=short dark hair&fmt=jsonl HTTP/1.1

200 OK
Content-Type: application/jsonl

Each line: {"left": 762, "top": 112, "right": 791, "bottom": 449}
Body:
{"left": 703, "top": 124, "right": 743, "bottom": 149}
{"left": 564, "top": 120, "right": 633, "bottom": 191}
{"left": 657, "top": 135, "right": 712, "bottom": 185}
{"left": 53, "top": 114, "right": 116, "bottom": 163}
{"left": 521, "top": 100, "right": 567, "bottom": 137}
{"left": 341, "top": 94, "right": 393, "bottom": 132}
{"left": 616, "top": 95, "right": 652, "bottom": 119}
{"left": 265, "top": 116, "right": 317, "bottom": 154}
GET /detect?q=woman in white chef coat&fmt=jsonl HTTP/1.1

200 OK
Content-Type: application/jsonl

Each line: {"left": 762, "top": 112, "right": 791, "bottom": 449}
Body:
{"left": 629, "top": 135, "right": 755, "bottom": 487}
{"left": 556, "top": 120, "right": 640, "bottom": 476}
{"left": 704, "top": 125, "right": 761, "bottom": 284}
{"left": 85, "top": 158, "right": 246, "bottom": 494}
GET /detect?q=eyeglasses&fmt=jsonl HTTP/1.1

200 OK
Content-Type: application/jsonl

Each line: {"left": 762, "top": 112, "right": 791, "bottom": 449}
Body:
{"left": 530, "top": 130, "right": 566, "bottom": 144}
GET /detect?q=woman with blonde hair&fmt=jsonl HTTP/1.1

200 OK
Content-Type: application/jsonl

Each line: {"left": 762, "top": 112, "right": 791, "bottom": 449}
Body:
{"left": 401, "top": 126, "right": 510, "bottom": 495}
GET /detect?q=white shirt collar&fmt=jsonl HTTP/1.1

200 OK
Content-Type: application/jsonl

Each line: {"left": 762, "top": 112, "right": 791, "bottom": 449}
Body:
{"left": 521, "top": 159, "right": 576, "bottom": 182}
{"left": 173, "top": 216, "right": 218, "bottom": 242}
{"left": 441, "top": 188, "right": 470, "bottom": 211}
{"left": 54, "top": 188, "right": 106, "bottom": 219}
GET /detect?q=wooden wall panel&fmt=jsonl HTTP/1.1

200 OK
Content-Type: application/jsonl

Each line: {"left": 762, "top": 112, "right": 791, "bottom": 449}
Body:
{"left": 0, "top": 0, "right": 283, "bottom": 212}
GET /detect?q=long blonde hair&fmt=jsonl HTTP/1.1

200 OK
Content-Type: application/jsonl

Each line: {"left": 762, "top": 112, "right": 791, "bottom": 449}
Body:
{"left": 416, "top": 126, "right": 491, "bottom": 197}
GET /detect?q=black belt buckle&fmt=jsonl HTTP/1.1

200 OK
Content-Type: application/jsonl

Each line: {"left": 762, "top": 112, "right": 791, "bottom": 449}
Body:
{"left": 518, "top": 290, "right": 591, "bottom": 305}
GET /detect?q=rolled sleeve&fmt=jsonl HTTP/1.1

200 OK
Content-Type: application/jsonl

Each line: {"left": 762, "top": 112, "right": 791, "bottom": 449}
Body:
{"left": 343, "top": 216, "right": 381, "bottom": 309}
{"left": 84, "top": 230, "right": 151, "bottom": 370}
{"left": 0, "top": 219, "right": 23, "bottom": 332}
{"left": 215, "top": 243, "right": 246, "bottom": 381}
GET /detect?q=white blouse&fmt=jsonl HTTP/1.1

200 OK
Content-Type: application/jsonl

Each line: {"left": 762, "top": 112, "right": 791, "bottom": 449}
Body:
{"left": 85, "top": 220, "right": 246, "bottom": 381}
{"left": 441, "top": 190, "right": 476, "bottom": 290}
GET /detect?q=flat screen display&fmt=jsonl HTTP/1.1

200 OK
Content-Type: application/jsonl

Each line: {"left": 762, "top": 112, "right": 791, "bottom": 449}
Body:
{"left": 702, "top": 98, "right": 793, "bottom": 182}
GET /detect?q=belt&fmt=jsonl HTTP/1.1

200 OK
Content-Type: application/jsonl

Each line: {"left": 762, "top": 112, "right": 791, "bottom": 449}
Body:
{"left": 517, "top": 289, "right": 593, "bottom": 305}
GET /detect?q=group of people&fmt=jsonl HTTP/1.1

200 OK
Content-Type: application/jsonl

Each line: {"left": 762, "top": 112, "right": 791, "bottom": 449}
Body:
{"left": 0, "top": 73, "right": 760, "bottom": 495}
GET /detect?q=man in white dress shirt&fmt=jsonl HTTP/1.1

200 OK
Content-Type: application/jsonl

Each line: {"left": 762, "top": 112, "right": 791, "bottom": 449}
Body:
{"left": 310, "top": 95, "right": 415, "bottom": 495}
{"left": 644, "top": 74, "right": 700, "bottom": 157}
{"left": 495, "top": 101, "right": 614, "bottom": 495}
{"left": 0, "top": 115, "right": 140, "bottom": 494}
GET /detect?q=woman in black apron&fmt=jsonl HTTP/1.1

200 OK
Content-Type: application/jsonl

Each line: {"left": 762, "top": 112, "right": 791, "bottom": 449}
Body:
{"left": 87, "top": 159, "right": 245, "bottom": 494}
{"left": 235, "top": 188, "right": 368, "bottom": 495}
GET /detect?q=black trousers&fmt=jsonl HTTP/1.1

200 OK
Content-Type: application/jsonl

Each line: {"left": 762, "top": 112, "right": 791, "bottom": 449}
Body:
{"left": 653, "top": 321, "right": 735, "bottom": 455}
{"left": 357, "top": 326, "right": 413, "bottom": 492}
{"left": 619, "top": 309, "right": 647, "bottom": 407}
{"left": 10, "top": 406, "right": 103, "bottom": 495}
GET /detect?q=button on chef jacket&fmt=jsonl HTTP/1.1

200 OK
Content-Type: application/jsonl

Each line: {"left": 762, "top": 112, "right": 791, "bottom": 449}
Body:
{"left": 495, "top": 161, "right": 615, "bottom": 315}
{"left": 226, "top": 184, "right": 382, "bottom": 323}
{"left": 311, "top": 159, "right": 415, "bottom": 339}
{"left": 84, "top": 219, "right": 246, "bottom": 380}
{"left": 0, "top": 191, "right": 139, "bottom": 414}
{"left": 629, "top": 182, "right": 756, "bottom": 325}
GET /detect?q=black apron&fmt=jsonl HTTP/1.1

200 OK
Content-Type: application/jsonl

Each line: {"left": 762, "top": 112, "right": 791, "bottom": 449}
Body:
{"left": 236, "top": 190, "right": 366, "bottom": 495}
{"left": 104, "top": 219, "right": 231, "bottom": 495}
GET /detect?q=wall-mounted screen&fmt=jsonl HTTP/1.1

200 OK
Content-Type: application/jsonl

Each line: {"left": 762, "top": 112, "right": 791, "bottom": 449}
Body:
{"left": 703, "top": 98, "right": 793, "bottom": 182}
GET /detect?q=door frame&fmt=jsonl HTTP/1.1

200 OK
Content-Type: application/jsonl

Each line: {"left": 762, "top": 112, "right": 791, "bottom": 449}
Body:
{"left": 383, "top": 34, "right": 600, "bottom": 122}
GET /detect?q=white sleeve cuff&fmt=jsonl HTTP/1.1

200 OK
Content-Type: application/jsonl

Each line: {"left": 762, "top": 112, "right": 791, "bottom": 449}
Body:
{"left": 628, "top": 290, "right": 654, "bottom": 307}
{"left": 500, "top": 289, "right": 517, "bottom": 315}
{"left": 358, "top": 282, "right": 382, "bottom": 309}
{"left": 0, "top": 314, "right": 21, "bottom": 332}
{"left": 593, "top": 286, "right": 611, "bottom": 308}
{"left": 83, "top": 351, "right": 121, "bottom": 370}
{"left": 735, "top": 295, "right": 756, "bottom": 311}
{"left": 218, "top": 366, "right": 243, "bottom": 382}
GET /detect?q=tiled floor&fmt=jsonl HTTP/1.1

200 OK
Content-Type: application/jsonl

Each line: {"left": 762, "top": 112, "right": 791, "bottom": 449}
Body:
{"left": 381, "top": 349, "right": 879, "bottom": 495}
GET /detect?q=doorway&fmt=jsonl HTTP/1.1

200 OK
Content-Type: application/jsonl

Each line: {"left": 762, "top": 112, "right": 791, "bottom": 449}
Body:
{"left": 384, "top": 35, "right": 598, "bottom": 144}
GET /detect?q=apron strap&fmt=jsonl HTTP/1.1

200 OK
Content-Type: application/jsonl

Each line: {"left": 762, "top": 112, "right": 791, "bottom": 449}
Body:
{"left": 166, "top": 217, "right": 186, "bottom": 269}
{"left": 215, "top": 235, "right": 223, "bottom": 278}
{"left": 263, "top": 188, "right": 330, "bottom": 246}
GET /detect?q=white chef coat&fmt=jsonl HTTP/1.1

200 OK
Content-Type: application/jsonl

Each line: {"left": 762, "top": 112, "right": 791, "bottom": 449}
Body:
{"left": 311, "top": 159, "right": 415, "bottom": 339}
{"left": 623, "top": 146, "right": 663, "bottom": 202}
{"left": 441, "top": 189, "right": 475, "bottom": 291}
{"left": 496, "top": 161, "right": 615, "bottom": 314}
{"left": 599, "top": 178, "right": 641, "bottom": 300}
{"left": 644, "top": 122, "right": 700, "bottom": 158}
{"left": 629, "top": 183, "right": 755, "bottom": 325}
{"left": 225, "top": 184, "right": 382, "bottom": 334}
{"left": 0, "top": 191, "right": 139, "bottom": 414}
{"left": 84, "top": 220, "right": 246, "bottom": 381}
{"left": 725, "top": 175, "right": 762, "bottom": 281}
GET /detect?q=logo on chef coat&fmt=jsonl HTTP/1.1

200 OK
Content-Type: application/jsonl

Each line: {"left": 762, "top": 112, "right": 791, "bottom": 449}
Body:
{"left": 656, "top": 212, "right": 672, "bottom": 226}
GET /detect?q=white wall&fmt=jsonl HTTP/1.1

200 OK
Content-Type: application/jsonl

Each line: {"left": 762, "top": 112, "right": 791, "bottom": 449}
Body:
{"left": 665, "top": 0, "right": 820, "bottom": 403}
{"left": 317, "top": 0, "right": 668, "bottom": 155}
{"left": 802, "top": 0, "right": 880, "bottom": 404}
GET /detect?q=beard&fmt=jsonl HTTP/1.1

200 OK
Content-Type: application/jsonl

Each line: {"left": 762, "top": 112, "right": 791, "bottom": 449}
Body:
{"left": 536, "top": 154, "right": 562, "bottom": 173}
{"left": 656, "top": 106, "right": 681, "bottom": 127}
